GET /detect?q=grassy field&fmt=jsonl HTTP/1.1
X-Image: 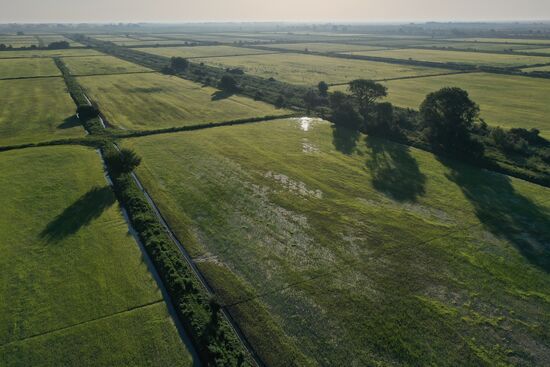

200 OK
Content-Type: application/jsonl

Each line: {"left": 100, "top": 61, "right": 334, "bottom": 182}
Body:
{"left": 195, "top": 53, "right": 452, "bottom": 85}
{"left": 413, "top": 41, "right": 540, "bottom": 52}
{"left": 522, "top": 65, "right": 550, "bottom": 72}
{"left": 0, "top": 48, "right": 103, "bottom": 59}
{"left": 37, "top": 35, "right": 83, "bottom": 47}
{"left": 255, "top": 42, "right": 388, "bottom": 53}
{"left": 116, "top": 40, "right": 190, "bottom": 46}
{"left": 0, "top": 146, "right": 194, "bottom": 366}
{"left": 77, "top": 72, "right": 288, "bottom": 130}
{"left": 447, "top": 37, "right": 550, "bottom": 45}
{"left": 135, "top": 45, "right": 273, "bottom": 58}
{"left": 339, "top": 48, "right": 550, "bottom": 67}
{"left": 0, "top": 57, "right": 60, "bottom": 79}
{"left": 0, "top": 36, "right": 39, "bottom": 48}
{"left": 123, "top": 118, "right": 550, "bottom": 366}
{"left": 62, "top": 55, "right": 151, "bottom": 75}
{"left": 519, "top": 47, "right": 550, "bottom": 54}
{"left": 90, "top": 35, "right": 137, "bottom": 42}
{"left": 367, "top": 72, "right": 550, "bottom": 137}
{"left": 0, "top": 78, "right": 85, "bottom": 146}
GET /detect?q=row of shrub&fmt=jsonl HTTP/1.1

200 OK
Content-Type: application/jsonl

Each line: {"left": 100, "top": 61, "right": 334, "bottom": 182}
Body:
{"left": 54, "top": 57, "right": 106, "bottom": 135}
{"left": 102, "top": 145, "right": 253, "bottom": 366}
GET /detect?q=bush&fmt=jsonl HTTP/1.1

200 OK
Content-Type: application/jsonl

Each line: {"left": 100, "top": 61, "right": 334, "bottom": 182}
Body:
{"left": 218, "top": 75, "right": 239, "bottom": 92}
{"left": 170, "top": 57, "right": 189, "bottom": 72}
{"left": 47, "top": 41, "right": 70, "bottom": 49}
{"left": 76, "top": 105, "right": 99, "bottom": 119}
{"left": 104, "top": 148, "right": 141, "bottom": 176}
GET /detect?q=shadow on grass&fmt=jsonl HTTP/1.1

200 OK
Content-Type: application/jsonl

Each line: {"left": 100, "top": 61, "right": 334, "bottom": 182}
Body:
{"left": 211, "top": 90, "right": 234, "bottom": 101}
{"left": 365, "top": 136, "right": 426, "bottom": 202}
{"left": 441, "top": 157, "right": 550, "bottom": 272}
{"left": 57, "top": 115, "right": 80, "bottom": 129}
{"left": 40, "top": 186, "right": 115, "bottom": 242}
{"left": 331, "top": 124, "right": 360, "bottom": 155}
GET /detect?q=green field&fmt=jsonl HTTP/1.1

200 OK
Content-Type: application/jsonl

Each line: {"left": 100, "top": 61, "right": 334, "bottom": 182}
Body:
{"left": 369, "top": 72, "right": 550, "bottom": 137}
{"left": 123, "top": 118, "right": 550, "bottom": 366}
{"left": 195, "top": 53, "right": 452, "bottom": 85}
{"left": 136, "top": 45, "right": 272, "bottom": 58}
{"left": 0, "top": 57, "right": 60, "bottom": 79}
{"left": 0, "top": 36, "right": 39, "bottom": 48}
{"left": 91, "top": 35, "right": 136, "bottom": 42}
{"left": 37, "top": 35, "right": 83, "bottom": 47}
{"left": 0, "top": 146, "right": 194, "bottom": 366}
{"left": 77, "top": 72, "right": 288, "bottom": 130}
{"left": 447, "top": 37, "right": 550, "bottom": 45}
{"left": 255, "top": 42, "right": 387, "bottom": 53}
{"left": 0, "top": 48, "right": 103, "bottom": 59}
{"left": 413, "top": 41, "right": 540, "bottom": 52}
{"left": 339, "top": 48, "right": 550, "bottom": 67}
{"left": 116, "top": 40, "right": 190, "bottom": 46}
{"left": 0, "top": 78, "right": 85, "bottom": 146}
{"left": 62, "top": 55, "right": 151, "bottom": 75}
{"left": 522, "top": 65, "right": 550, "bottom": 72}
{"left": 519, "top": 47, "right": 550, "bottom": 54}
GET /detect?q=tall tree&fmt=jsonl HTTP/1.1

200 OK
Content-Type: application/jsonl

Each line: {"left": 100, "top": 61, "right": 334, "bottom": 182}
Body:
{"left": 420, "top": 87, "right": 483, "bottom": 157}
{"left": 348, "top": 79, "right": 387, "bottom": 119}
{"left": 318, "top": 81, "right": 329, "bottom": 97}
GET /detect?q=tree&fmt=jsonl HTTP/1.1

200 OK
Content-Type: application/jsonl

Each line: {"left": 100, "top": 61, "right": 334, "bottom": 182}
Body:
{"left": 348, "top": 79, "right": 387, "bottom": 120}
{"left": 76, "top": 105, "right": 99, "bottom": 119}
{"left": 368, "top": 102, "right": 395, "bottom": 134}
{"left": 105, "top": 148, "right": 141, "bottom": 175}
{"left": 218, "top": 75, "right": 239, "bottom": 92}
{"left": 303, "top": 90, "right": 320, "bottom": 112}
{"left": 318, "top": 81, "right": 329, "bottom": 97}
{"left": 170, "top": 57, "right": 189, "bottom": 72}
{"left": 329, "top": 91, "right": 362, "bottom": 129}
{"left": 47, "top": 41, "right": 70, "bottom": 49}
{"left": 275, "top": 95, "right": 286, "bottom": 108}
{"left": 420, "top": 87, "right": 483, "bottom": 157}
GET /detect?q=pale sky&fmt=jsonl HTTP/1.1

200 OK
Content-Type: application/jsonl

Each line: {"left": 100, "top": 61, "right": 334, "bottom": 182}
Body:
{"left": 1, "top": 0, "right": 550, "bottom": 23}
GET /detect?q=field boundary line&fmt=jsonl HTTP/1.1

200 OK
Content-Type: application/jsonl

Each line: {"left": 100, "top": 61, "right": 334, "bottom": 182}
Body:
{"left": 0, "top": 74, "right": 62, "bottom": 81}
{"left": 117, "top": 113, "right": 300, "bottom": 139}
{"left": 328, "top": 70, "right": 479, "bottom": 86}
{"left": 0, "top": 300, "right": 164, "bottom": 349}
{"left": 73, "top": 70, "right": 157, "bottom": 78}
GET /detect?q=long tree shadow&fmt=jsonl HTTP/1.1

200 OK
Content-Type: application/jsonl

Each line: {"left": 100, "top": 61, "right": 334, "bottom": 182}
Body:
{"left": 365, "top": 136, "right": 426, "bottom": 202}
{"left": 441, "top": 157, "right": 550, "bottom": 272}
{"left": 40, "top": 186, "right": 115, "bottom": 242}
{"left": 331, "top": 124, "right": 360, "bottom": 155}
{"left": 57, "top": 115, "right": 80, "bottom": 129}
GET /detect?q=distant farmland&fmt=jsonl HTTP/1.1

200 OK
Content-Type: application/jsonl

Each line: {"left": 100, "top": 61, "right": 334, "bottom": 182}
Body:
{"left": 62, "top": 55, "right": 151, "bottom": 75}
{"left": 338, "top": 48, "right": 550, "bottom": 67}
{"left": 77, "top": 72, "right": 289, "bottom": 130}
{"left": 195, "top": 53, "right": 452, "bottom": 85}
{"left": 0, "top": 58, "right": 60, "bottom": 79}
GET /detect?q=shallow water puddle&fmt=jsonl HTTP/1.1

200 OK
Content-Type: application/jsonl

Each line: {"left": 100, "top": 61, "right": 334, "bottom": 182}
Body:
{"left": 292, "top": 116, "right": 324, "bottom": 132}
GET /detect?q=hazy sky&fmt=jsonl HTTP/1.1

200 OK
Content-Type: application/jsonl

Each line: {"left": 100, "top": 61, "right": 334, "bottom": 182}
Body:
{"left": 2, "top": 0, "right": 550, "bottom": 23}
